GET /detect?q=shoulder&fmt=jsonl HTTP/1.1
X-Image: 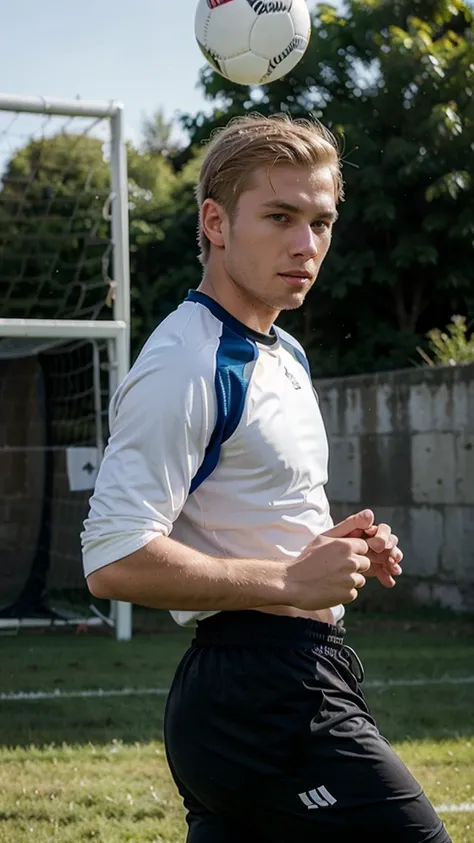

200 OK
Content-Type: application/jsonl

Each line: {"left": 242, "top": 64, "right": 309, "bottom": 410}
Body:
{"left": 275, "top": 326, "right": 311, "bottom": 377}
{"left": 140, "top": 300, "right": 222, "bottom": 363}
{"left": 110, "top": 304, "right": 222, "bottom": 424}
{"left": 130, "top": 302, "right": 223, "bottom": 381}
{"left": 138, "top": 302, "right": 258, "bottom": 384}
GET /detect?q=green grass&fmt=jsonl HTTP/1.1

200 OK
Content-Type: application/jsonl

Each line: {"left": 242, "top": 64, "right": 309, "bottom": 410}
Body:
{"left": 0, "top": 610, "right": 473, "bottom": 842}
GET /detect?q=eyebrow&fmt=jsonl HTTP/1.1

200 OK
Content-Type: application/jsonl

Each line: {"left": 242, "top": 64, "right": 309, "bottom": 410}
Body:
{"left": 261, "top": 199, "right": 339, "bottom": 222}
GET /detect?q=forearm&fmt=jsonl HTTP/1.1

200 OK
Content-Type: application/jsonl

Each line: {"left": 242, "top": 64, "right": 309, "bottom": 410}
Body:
{"left": 86, "top": 534, "right": 288, "bottom": 611}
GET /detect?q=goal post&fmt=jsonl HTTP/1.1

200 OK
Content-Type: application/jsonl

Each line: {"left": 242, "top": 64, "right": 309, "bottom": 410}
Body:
{"left": 0, "top": 93, "right": 132, "bottom": 641}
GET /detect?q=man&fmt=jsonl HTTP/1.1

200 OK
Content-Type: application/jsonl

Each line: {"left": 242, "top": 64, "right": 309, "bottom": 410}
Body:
{"left": 82, "top": 115, "right": 451, "bottom": 842}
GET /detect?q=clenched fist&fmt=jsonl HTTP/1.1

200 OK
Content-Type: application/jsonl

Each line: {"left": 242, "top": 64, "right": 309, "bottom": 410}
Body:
{"left": 341, "top": 509, "right": 403, "bottom": 588}
{"left": 283, "top": 510, "right": 403, "bottom": 611}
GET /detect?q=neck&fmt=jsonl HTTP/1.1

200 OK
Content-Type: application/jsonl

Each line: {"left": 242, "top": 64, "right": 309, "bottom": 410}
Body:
{"left": 199, "top": 261, "right": 279, "bottom": 335}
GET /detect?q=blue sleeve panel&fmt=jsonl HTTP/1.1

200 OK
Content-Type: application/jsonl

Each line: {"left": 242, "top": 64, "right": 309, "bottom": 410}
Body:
{"left": 190, "top": 324, "right": 257, "bottom": 494}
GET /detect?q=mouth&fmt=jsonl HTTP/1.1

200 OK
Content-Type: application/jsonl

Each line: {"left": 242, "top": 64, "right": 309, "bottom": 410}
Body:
{"left": 278, "top": 272, "right": 312, "bottom": 287}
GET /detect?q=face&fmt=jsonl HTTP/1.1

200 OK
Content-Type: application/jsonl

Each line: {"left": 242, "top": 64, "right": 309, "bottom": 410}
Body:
{"left": 202, "top": 163, "right": 338, "bottom": 323}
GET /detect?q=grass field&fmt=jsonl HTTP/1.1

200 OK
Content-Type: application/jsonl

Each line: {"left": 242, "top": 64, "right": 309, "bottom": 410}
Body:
{"left": 1, "top": 609, "right": 473, "bottom": 842}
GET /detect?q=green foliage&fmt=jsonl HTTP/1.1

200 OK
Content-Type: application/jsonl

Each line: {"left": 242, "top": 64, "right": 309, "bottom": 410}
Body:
{"left": 420, "top": 314, "right": 474, "bottom": 365}
{"left": 0, "top": 133, "right": 197, "bottom": 334}
{"left": 3, "top": 133, "right": 110, "bottom": 194}
{"left": 0, "top": 134, "right": 112, "bottom": 320}
{"left": 127, "top": 150, "right": 204, "bottom": 358}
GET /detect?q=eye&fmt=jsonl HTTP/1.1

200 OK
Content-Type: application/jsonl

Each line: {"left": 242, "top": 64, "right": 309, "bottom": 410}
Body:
{"left": 268, "top": 213, "right": 289, "bottom": 223}
{"left": 312, "top": 220, "right": 331, "bottom": 231}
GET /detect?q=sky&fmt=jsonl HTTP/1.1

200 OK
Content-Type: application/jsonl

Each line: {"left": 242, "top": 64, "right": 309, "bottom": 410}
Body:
{"left": 1, "top": 0, "right": 329, "bottom": 148}
{"left": 1, "top": 0, "right": 210, "bottom": 147}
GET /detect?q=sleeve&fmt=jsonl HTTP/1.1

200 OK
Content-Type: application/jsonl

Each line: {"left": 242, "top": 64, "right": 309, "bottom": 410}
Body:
{"left": 81, "top": 342, "right": 216, "bottom": 577}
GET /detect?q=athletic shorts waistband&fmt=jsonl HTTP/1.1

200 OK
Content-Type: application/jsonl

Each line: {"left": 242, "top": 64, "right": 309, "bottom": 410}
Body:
{"left": 193, "top": 610, "right": 345, "bottom": 648}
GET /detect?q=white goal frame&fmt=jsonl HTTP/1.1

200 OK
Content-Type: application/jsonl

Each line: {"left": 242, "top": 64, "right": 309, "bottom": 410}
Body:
{"left": 0, "top": 93, "right": 132, "bottom": 641}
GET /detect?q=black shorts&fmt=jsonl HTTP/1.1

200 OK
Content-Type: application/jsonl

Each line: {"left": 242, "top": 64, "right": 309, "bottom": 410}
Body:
{"left": 164, "top": 611, "right": 451, "bottom": 843}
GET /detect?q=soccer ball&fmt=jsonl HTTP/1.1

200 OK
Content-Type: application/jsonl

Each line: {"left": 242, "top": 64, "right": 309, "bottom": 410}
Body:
{"left": 194, "top": 0, "right": 311, "bottom": 87}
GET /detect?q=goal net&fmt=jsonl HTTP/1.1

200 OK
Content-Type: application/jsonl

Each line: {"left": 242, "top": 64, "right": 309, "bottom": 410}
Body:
{"left": 0, "top": 94, "right": 131, "bottom": 639}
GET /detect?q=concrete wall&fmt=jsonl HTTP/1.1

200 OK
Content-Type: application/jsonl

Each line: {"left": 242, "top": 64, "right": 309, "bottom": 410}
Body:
{"left": 316, "top": 363, "right": 474, "bottom": 613}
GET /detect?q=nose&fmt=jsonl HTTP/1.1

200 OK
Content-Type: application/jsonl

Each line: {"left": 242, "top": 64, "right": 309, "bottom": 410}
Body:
{"left": 289, "top": 224, "right": 318, "bottom": 259}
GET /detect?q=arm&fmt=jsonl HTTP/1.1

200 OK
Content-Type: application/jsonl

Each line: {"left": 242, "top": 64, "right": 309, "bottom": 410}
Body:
{"left": 83, "top": 339, "right": 287, "bottom": 610}
{"left": 87, "top": 534, "right": 288, "bottom": 610}
{"left": 87, "top": 518, "right": 372, "bottom": 616}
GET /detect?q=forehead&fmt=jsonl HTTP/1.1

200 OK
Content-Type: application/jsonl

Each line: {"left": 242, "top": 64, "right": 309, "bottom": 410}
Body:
{"left": 240, "top": 163, "right": 337, "bottom": 211}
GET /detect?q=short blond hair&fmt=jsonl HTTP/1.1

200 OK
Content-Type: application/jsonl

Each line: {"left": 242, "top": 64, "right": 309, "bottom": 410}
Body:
{"left": 196, "top": 113, "right": 343, "bottom": 264}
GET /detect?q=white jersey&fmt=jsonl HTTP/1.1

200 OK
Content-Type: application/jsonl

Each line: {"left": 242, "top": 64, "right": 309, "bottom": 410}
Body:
{"left": 81, "top": 290, "right": 343, "bottom": 626}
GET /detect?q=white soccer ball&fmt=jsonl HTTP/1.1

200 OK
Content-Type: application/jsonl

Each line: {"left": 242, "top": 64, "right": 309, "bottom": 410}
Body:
{"left": 194, "top": 0, "right": 311, "bottom": 87}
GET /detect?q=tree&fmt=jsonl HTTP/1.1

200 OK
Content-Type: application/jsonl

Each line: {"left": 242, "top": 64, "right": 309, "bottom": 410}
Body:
{"left": 0, "top": 133, "right": 111, "bottom": 320}
{"left": 0, "top": 125, "right": 201, "bottom": 360}
{"left": 141, "top": 108, "right": 182, "bottom": 158}
{"left": 181, "top": 0, "right": 474, "bottom": 375}
{"left": 128, "top": 151, "right": 204, "bottom": 358}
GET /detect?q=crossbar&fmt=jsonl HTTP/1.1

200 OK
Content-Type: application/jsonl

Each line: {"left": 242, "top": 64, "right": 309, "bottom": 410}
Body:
{"left": 0, "top": 93, "right": 122, "bottom": 119}
{"left": 0, "top": 319, "right": 127, "bottom": 340}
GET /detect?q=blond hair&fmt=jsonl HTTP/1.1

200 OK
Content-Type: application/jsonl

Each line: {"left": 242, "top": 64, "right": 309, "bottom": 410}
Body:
{"left": 196, "top": 113, "right": 343, "bottom": 264}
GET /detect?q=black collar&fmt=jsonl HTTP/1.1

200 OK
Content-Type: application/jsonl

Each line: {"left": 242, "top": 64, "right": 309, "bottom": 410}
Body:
{"left": 186, "top": 290, "right": 278, "bottom": 347}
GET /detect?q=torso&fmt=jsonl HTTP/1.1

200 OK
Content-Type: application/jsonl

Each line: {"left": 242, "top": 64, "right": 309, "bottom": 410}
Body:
{"left": 168, "top": 293, "right": 342, "bottom": 627}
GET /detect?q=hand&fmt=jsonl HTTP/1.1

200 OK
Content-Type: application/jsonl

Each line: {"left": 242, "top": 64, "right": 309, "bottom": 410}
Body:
{"left": 341, "top": 510, "right": 403, "bottom": 589}
{"left": 284, "top": 512, "right": 372, "bottom": 611}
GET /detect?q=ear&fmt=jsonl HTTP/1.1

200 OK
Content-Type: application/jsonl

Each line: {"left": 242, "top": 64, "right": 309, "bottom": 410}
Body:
{"left": 200, "top": 198, "right": 227, "bottom": 251}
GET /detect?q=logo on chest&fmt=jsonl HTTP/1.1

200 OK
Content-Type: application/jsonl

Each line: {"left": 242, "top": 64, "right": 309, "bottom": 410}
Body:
{"left": 284, "top": 366, "right": 301, "bottom": 390}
